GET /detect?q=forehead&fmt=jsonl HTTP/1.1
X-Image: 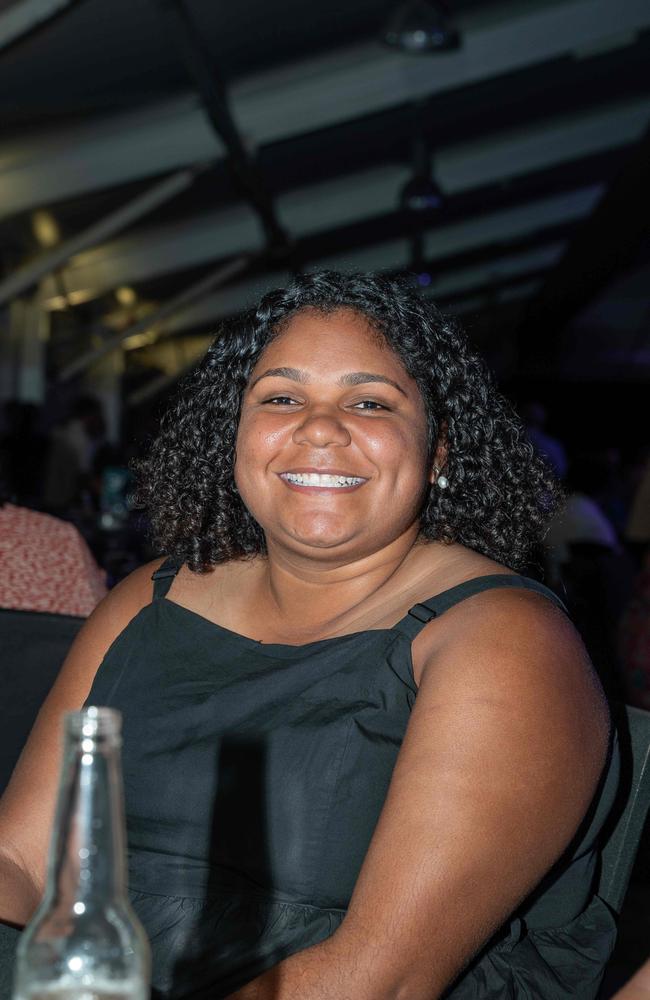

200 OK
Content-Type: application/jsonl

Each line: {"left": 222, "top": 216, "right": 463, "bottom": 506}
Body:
{"left": 254, "top": 307, "right": 405, "bottom": 374}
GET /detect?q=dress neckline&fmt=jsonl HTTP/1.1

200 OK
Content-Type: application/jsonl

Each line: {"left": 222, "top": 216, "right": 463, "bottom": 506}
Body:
{"left": 154, "top": 572, "right": 563, "bottom": 655}
{"left": 159, "top": 595, "right": 398, "bottom": 653}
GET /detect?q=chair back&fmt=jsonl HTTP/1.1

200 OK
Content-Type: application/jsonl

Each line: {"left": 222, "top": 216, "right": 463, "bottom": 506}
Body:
{"left": 598, "top": 704, "right": 650, "bottom": 913}
{"left": 0, "top": 923, "right": 19, "bottom": 1000}
{"left": 0, "top": 607, "right": 83, "bottom": 794}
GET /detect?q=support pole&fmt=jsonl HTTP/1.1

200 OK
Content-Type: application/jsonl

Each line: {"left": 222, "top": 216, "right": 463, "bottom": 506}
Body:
{"left": 84, "top": 346, "right": 124, "bottom": 444}
{"left": 0, "top": 165, "right": 207, "bottom": 308}
{"left": 156, "top": 0, "right": 287, "bottom": 250}
{"left": 58, "top": 254, "right": 251, "bottom": 382}
{"left": 0, "top": 284, "right": 48, "bottom": 403}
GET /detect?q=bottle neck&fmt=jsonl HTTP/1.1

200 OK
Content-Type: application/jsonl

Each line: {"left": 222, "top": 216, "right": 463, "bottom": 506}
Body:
{"left": 46, "top": 729, "right": 127, "bottom": 908}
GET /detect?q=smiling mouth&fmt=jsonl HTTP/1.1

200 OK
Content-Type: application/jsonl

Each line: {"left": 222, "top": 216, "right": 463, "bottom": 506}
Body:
{"left": 279, "top": 472, "right": 367, "bottom": 488}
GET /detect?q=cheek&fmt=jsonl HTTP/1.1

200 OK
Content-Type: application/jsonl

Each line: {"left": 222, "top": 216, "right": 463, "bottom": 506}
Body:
{"left": 235, "top": 415, "right": 288, "bottom": 475}
{"left": 363, "top": 423, "right": 428, "bottom": 473}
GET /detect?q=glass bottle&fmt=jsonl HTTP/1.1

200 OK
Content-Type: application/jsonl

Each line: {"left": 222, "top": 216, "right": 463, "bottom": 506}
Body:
{"left": 13, "top": 707, "right": 150, "bottom": 1000}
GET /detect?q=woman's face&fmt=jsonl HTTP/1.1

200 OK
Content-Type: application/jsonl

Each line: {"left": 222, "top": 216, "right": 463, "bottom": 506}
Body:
{"left": 234, "top": 307, "right": 432, "bottom": 563}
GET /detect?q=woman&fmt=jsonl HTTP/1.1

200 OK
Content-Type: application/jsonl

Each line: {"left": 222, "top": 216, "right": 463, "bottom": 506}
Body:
{"left": 0, "top": 272, "right": 618, "bottom": 998}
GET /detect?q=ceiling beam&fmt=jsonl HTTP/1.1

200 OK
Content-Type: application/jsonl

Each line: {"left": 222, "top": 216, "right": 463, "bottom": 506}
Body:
{"left": 142, "top": 221, "right": 576, "bottom": 342}
{"left": 2, "top": 0, "right": 648, "bottom": 218}
{"left": 45, "top": 185, "right": 601, "bottom": 342}
{"left": 38, "top": 89, "right": 649, "bottom": 304}
{"left": 121, "top": 243, "right": 564, "bottom": 401}
{"left": 0, "top": 165, "right": 205, "bottom": 307}
{"left": 0, "top": 0, "right": 83, "bottom": 53}
{"left": 518, "top": 127, "right": 650, "bottom": 368}
{"left": 58, "top": 254, "right": 252, "bottom": 381}
{"left": 446, "top": 279, "right": 545, "bottom": 317}
{"left": 43, "top": 184, "right": 601, "bottom": 323}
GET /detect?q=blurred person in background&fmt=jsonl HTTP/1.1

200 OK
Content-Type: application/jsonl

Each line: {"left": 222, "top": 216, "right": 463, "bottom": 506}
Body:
{"left": 545, "top": 451, "right": 635, "bottom": 698}
{"left": 521, "top": 399, "right": 568, "bottom": 481}
{"left": 545, "top": 451, "right": 621, "bottom": 570}
{"left": 0, "top": 401, "right": 49, "bottom": 509}
{"left": 42, "top": 394, "right": 107, "bottom": 514}
{"left": 0, "top": 452, "right": 106, "bottom": 618}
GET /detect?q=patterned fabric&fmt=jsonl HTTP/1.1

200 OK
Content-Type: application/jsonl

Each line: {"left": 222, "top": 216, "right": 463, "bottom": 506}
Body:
{"left": 0, "top": 503, "right": 106, "bottom": 617}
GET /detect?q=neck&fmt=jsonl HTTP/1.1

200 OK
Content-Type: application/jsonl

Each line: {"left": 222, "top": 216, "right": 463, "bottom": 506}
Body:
{"left": 257, "top": 526, "right": 428, "bottom": 635}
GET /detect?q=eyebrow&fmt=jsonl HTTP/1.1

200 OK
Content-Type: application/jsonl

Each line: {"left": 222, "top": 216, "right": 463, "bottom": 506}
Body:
{"left": 249, "top": 367, "right": 407, "bottom": 396}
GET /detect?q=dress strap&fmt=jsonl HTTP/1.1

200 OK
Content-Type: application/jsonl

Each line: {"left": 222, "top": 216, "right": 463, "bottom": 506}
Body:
{"left": 151, "top": 557, "right": 181, "bottom": 600}
{"left": 394, "top": 574, "right": 567, "bottom": 641}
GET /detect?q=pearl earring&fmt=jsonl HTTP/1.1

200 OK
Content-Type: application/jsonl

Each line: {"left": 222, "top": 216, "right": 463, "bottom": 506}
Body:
{"left": 433, "top": 466, "right": 449, "bottom": 489}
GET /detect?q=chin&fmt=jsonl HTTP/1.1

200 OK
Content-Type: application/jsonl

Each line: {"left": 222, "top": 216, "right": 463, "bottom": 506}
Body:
{"left": 290, "top": 531, "right": 354, "bottom": 551}
{"left": 285, "top": 518, "right": 358, "bottom": 551}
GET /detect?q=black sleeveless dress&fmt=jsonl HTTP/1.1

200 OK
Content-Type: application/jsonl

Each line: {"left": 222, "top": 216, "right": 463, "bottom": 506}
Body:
{"left": 85, "top": 563, "right": 619, "bottom": 999}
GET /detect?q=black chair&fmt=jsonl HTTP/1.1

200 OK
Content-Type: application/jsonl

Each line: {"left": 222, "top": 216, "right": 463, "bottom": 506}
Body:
{"left": 0, "top": 925, "right": 18, "bottom": 1000}
{"left": 0, "top": 607, "right": 84, "bottom": 998}
{"left": 598, "top": 704, "right": 650, "bottom": 914}
{"left": 0, "top": 607, "right": 83, "bottom": 794}
{"left": 560, "top": 542, "right": 636, "bottom": 701}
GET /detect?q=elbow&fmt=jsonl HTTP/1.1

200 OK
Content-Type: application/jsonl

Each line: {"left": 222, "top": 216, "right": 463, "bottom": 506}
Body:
{"left": 0, "top": 851, "right": 41, "bottom": 927}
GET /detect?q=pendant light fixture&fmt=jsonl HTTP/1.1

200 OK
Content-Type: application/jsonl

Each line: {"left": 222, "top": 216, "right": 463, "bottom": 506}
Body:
{"left": 399, "top": 104, "right": 444, "bottom": 214}
{"left": 382, "top": 0, "right": 461, "bottom": 53}
{"left": 400, "top": 102, "right": 444, "bottom": 286}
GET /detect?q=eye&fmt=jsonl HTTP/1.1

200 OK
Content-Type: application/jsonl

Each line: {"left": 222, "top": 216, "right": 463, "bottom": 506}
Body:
{"left": 352, "top": 399, "right": 389, "bottom": 411}
{"left": 262, "top": 395, "right": 300, "bottom": 406}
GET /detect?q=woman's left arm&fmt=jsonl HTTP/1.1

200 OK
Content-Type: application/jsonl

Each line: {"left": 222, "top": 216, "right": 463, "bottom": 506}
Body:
{"left": 227, "top": 589, "right": 610, "bottom": 1000}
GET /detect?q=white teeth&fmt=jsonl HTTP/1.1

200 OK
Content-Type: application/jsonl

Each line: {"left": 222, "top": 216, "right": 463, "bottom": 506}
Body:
{"left": 282, "top": 472, "right": 365, "bottom": 487}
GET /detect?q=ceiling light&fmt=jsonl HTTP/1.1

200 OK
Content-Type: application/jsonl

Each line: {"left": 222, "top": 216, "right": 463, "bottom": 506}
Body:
{"left": 382, "top": 1, "right": 461, "bottom": 53}
{"left": 44, "top": 295, "right": 68, "bottom": 312}
{"left": 400, "top": 173, "right": 444, "bottom": 212}
{"left": 400, "top": 127, "right": 445, "bottom": 213}
{"left": 66, "top": 288, "right": 96, "bottom": 306}
{"left": 123, "top": 329, "right": 159, "bottom": 351}
{"left": 115, "top": 286, "right": 137, "bottom": 307}
{"left": 43, "top": 288, "right": 95, "bottom": 310}
{"left": 31, "top": 210, "right": 60, "bottom": 248}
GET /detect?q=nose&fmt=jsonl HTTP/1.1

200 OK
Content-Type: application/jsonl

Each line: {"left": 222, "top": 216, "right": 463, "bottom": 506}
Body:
{"left": 292, "top": 407, "right": 351, "bottom": 448}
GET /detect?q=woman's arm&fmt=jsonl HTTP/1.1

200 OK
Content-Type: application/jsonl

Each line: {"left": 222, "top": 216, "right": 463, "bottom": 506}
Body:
{"left": 227, "top": 589, "right": 610, "bottom": 1000}
{"left": 0, "top": 559, "right": 162, "bottom": 926}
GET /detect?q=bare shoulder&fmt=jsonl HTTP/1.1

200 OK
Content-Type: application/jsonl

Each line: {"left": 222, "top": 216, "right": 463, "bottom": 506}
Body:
{"left": 52, "top": 556, "right": 164, "bottom": 684}
{"left": 400, "top": 543, "right": 609, "bottom": 765}
{"left": 414, "top": 581, "right": 610, "bottom": 777}
{"left": 95, "top": 555, "right": 166, "bottom": 626}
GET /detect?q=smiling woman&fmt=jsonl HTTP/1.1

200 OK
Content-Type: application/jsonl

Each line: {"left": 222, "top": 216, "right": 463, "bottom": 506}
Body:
{"left": 232, "top": 308, "right": 432, "bottom": 562}
{"left": 0, "top": 272, "right": 619, "bottom": 1000}
{"left": 136, "top": 270, "right": 560, "bottom": 573}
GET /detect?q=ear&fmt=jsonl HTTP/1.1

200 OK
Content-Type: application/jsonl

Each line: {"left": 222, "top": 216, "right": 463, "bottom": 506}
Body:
{"left": 428, "top": 423, "right": 449, "bottom": 483}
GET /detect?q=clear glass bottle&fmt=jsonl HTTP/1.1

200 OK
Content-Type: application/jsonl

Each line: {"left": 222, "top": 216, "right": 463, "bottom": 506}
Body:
{"left": 13, "top": 707, "right": 150, "bottom": 1000}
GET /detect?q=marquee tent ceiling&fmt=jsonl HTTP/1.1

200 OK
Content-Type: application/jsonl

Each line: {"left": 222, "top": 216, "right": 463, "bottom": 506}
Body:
{"left": 1, "top": 0, "right": 649, "bottom": 397}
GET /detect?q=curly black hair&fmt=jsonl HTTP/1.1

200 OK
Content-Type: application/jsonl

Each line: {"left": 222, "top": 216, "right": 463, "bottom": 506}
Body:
{"left": 135, "top": 270, "right": 561, "bottom": 572}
